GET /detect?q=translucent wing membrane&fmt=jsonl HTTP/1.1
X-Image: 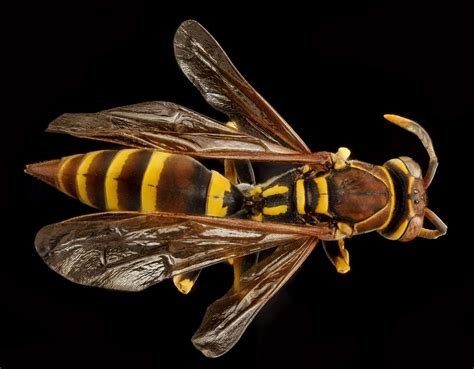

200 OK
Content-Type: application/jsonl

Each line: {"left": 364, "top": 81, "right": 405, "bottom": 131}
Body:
{"left": 174, "top": 20, "right": 311, "bottom": 153}
{"left": 35, "top": 212, "right": 324, "bottom": 292}
{"left": 30, "top": 20, "right": 329, "bottom": 357}
{"left": 27, "top": 18, "right": 447, "bottom": 359}
{"left": 47, "top": 101, "right": 298, "bottom": 159}
{"left": 192, "top": 237, "right": 318, "bottom": 357}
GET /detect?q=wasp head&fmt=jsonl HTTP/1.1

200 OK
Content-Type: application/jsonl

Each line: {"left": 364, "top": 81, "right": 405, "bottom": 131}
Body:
{"left": 379, "top": 115, "right": 447, "bottom": 242}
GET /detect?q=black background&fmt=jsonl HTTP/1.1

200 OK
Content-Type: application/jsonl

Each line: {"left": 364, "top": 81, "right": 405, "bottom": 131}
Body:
{"left": 2, "top": 1, "right": 471, "bottom": 368}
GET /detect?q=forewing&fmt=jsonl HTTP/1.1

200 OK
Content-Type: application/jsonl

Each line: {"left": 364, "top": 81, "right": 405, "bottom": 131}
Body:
{"left": 35, "top": 212, "right": 311, "bottom": 292}
{"left": 174, "top": 20, "right": 311, "bottom": 153}
{"left": 47, "top": 101, "right": 297, "bottom": 158}
{"left": 191, "top": 237, "right": 318, "bottom": 357}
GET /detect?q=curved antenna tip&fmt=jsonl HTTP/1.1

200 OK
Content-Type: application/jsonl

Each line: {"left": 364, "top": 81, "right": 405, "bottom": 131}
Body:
{"left": 382, "top": 113, "right": 438, "bottom": 187}
{"left": 383, "top": 114, "right": 411, "bottom": 128}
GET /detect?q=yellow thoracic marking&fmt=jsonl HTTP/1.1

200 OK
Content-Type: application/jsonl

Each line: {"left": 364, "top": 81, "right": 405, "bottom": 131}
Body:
{"left": 407, "top": 176, "right": 414, "bottom": 215}
{"left": 251, "top": 213, "right": 263, "bottom": 222}
{"left": 141, "top": 151, "right": 170, "bottom": 212}
{"left": 262, "top": 205, "right": 288, "bottom": 216}
{"left": 248, "top": 186, "right": 262, "bottom": 196}
{"left": 57, "top": 154, "right": 82, "bottom": 195}
{"left": 206, "top": 171, "right": 231, "bottom": 217}
{"left": 105, "top": 149, "right": 137, "bottom": 210}
{"left": 378, "top": 166, "right": 396, "bottom": 230}
{"left": 262, "top": 185, "right": 288, "bottom": 197}
{"left": 296, "top": 179, "right": 306, "bottom": 214}
{"left": 76, "top": 151, "right": 103, "bottom": 207}
{"left": 386, "top": 219, "right": 409, "bottom": 240}
{"left": 314, "top": 176, "right": 330, "bottom": 216}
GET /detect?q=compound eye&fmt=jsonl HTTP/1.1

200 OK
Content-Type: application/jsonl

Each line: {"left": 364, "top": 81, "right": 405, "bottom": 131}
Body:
{"left": 399, "top": 156, "right": 423, "bottom": 179}
{"left": 399, "top": 215, "right": 424, "bottom": 242}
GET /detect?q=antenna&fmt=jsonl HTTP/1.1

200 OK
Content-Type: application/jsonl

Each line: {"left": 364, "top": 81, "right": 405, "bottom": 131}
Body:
{"left": 383, "top": 114, "right": 438, "bottom": 188}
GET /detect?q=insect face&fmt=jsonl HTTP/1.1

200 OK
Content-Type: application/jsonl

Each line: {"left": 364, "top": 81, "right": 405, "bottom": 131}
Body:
{"left": 380, "top": 115, "right": 447, "bottom": 242}
{"left": 381, "top": 157, "right": 426, "bottom": 241}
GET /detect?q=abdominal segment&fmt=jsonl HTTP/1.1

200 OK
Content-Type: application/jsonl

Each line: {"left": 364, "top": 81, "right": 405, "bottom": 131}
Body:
{"left": 27, "top": 149, "right": 243, "bottom": 217}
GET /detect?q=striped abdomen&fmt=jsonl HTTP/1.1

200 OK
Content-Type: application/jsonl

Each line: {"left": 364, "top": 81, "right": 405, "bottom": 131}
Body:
{"left": 27, "top": 149, "right": 243, "bottom": 217}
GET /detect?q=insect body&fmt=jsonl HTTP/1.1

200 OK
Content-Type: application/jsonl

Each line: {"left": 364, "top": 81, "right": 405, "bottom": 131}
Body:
{"left": 26, "top": 20, "right": 447, "bottom": 357}
{"left": 32, "top": 149, "right": 243, "bottom": 217}
{"left": 28, "top": 149, "right": 422, "bottom": 238}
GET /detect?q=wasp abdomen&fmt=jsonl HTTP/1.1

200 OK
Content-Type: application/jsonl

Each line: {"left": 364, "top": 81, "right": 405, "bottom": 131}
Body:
{"left": 27, "top": 149, "right": 244, "bottom": 217}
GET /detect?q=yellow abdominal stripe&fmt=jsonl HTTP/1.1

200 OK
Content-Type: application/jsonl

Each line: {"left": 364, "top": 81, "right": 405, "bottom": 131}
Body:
{"left": 104, "top": 149, "right": 137, "bottom": 210}
{"left": 57, "top": 154, "right": 82, "bottom": 194}
{"left": 76, "top": 151, "right": 103, "bottom": 207}
{"left": 141, "top": 151, "right": 170, "bottom": 212}
{"left": 206, "top": 171, "right": 231, "bottom": 217}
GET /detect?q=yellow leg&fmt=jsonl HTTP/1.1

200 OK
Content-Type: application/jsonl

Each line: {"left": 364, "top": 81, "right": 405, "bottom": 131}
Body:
{"left": 173, "top": 270, "right": 202, "bottom": 295}
{"left": 233, "top": 257, "right": 242, "bottom": 290}
{"left": 323, "top": 239, "right": 351, "bottom": 274}
{"left": 336, "top": 222, "right": 354, "bottom": 238}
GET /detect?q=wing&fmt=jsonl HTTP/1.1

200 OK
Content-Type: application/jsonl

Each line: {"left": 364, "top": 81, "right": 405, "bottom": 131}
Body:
{"left": 174, "top": 20, "right": 311, "bottom": 153}
{"left": 35, "top": 212, "right": 331, "bottom": 292}
{"left": 191, "top": 237, "right": 318, "bottom": 357}
{"left": 47, "top": 101, "right": 300, "bottom": 158}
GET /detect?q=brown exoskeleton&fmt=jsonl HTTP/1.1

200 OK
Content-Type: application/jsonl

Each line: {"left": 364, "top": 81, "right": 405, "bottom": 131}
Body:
{"left": 26, "top": 20, "right": 447, "bottom": 357}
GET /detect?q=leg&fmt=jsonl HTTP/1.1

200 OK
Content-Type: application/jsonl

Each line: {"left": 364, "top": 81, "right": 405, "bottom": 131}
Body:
{"left": 323, "top": 239, "right": 351, "bottom": 274}
{"left": 173, "top": 270, "right": 202, "bottom": 295}
{"left": 331, "top": 147, "right": 351, "bottom": 170}
{"left": 225, "top": 159, "right": 255, "bottom": 185}
{"left": 224, "top": 158, "right": 260, "bottom": 289}
{"left": 171, "top": 156, "right": 255, "bottom": 295}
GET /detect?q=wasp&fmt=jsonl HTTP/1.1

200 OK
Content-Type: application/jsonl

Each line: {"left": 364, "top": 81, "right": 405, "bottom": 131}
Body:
{"left": 26, "top": 20, "right": 447, "bottom": 357}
